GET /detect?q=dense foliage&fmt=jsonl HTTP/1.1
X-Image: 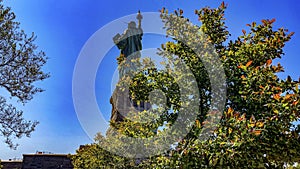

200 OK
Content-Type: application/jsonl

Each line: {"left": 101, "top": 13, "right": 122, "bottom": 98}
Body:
{"left": 72, "top": 2, "right": 300, "bottom": 168}
{"left": 0, "top": 1, "right": 49, "bottom": 149}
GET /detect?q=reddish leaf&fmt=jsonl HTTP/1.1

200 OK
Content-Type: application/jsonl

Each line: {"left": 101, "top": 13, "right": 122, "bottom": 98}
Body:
{"left": 273, "top": 86, "right": 282, "bottom": 91}
{"left": 266, "top": 59, "right": 272, "bottom": 66}
{"left": 221, "top": 1, "right": 225, "bottom": 8}
{"left": 246, "top": 60, "right": 253, "bottom": 67}
{"left": 262, "top": 19, "right": 268, "bottom": 25}
{"left": 284, "top": 94, "right": 293, "bottom": 100}
{"left": 273, "top": 94, "right": 281, "bottom": 100}
{"left": 179, "top": 9, "right": 183, "bottom": 15}
{"left": 288, "top": 32, "right": 295, "bottom": 37}
{"left": 253, "top": 130, "right": 262, "bottom": 136}
{"left": 238, "top": 113, "right": 246, "bottom": 121}
{"left": 235, "top": 112, "right": 241, "bottom": 118}
{"left": 242, "top": 29, "right": 246, "bottom": 34}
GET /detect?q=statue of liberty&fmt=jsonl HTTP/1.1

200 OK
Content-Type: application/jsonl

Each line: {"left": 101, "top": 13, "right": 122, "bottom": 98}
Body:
{"left": 110, "top": 11, "right": 149, "bottom": 124}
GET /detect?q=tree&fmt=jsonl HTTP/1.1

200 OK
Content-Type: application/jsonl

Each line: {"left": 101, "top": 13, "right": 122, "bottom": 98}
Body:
{"left": 71, "top": 133, "right": 139, "bottom": 169}
{"left": 0, "top": 1, "right": 49, "bottom": 149}
{"left": 72, "top": 2, "right": 300, "bottom": 168}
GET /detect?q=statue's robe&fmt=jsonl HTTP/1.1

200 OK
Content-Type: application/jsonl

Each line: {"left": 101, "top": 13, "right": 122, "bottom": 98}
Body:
{"left": 116, "top": 27, "right": 143, "bottom": 58}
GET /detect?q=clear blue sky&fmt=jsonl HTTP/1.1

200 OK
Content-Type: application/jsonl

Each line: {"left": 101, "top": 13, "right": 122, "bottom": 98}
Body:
{"left": 0, "top": 0, "right": 299, "bottom": 160}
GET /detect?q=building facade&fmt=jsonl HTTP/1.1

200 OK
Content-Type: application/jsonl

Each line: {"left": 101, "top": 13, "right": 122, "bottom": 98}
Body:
{"left": 1, "top": 153, "right": 73, "bottom": 169}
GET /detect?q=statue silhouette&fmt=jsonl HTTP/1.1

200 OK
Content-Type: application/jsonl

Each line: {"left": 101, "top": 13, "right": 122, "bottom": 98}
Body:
{"left": 109, "top": 11, "right": 148, "bottom": 125}
{"left": 113, "top": 11, "right": 143, "bottom": 78}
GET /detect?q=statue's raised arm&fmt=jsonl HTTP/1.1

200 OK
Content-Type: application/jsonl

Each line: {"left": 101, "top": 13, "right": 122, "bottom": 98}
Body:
{"left": 137, "top": 10, "right": 143, "bottom": 29}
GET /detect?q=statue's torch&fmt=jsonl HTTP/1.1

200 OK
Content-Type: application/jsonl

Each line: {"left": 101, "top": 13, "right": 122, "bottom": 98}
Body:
{"left": 137, "top": 10, "right": 143, "bottom": 29}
